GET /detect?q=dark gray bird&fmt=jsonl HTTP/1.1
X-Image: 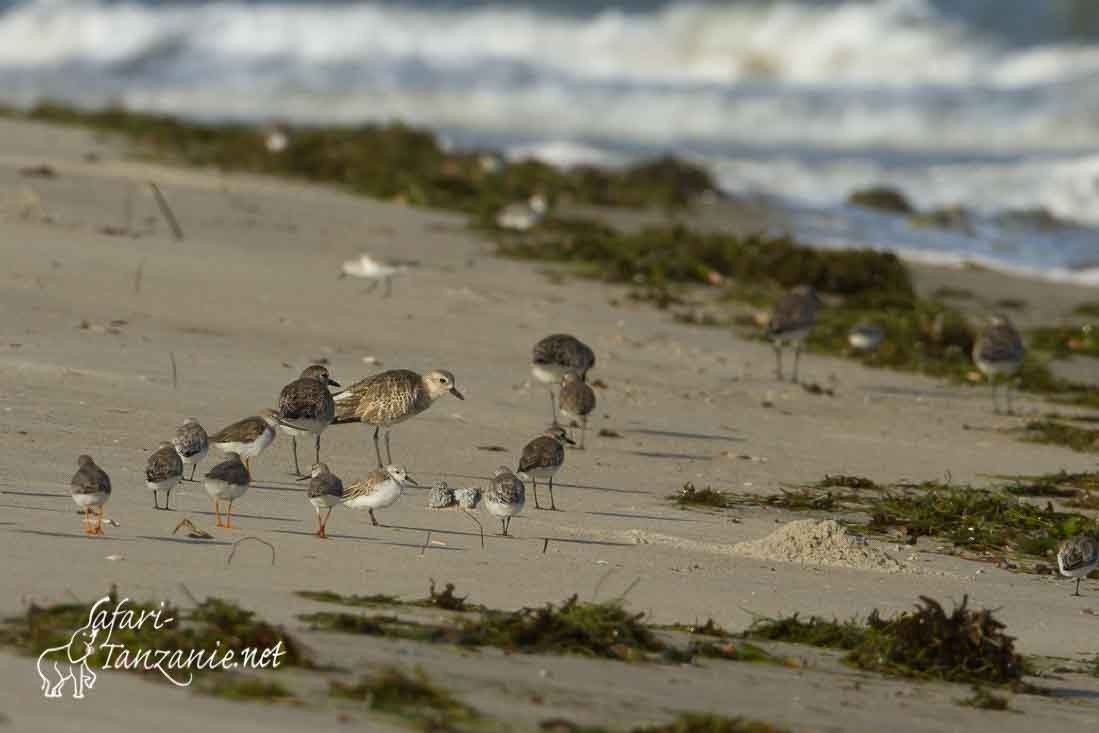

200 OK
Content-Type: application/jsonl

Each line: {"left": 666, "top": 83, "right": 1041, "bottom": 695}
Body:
{"left": 278, "top": 364, "right": 340, "bottom": 476}
{"left": 518, "top": 425, "right": 575, "bottom": 511}
{"left": 296, "top": 462, "right": 344, "bottom": 538}
{"left": 145, "top": 441, "right": 183, "bottom": 511}
{"left": 558, "top": 371, "right": 596, "bottom": 449}
{"left": 203, "top": 452, "right": 251, "bottom": 529}
{"left": 766, "top": 285, "right": 820, "bottom": 383}
{"left": 484, "top": 466, "right": 525, "bottom": 536}
{"left": 972, "top": 314, "right": 1025, "bottom": 414}
{"left": 531, "top": 334, "right": 595, "bottom": 423}
{"left": 71, "top": 454, "right": 111, "bottom": 535}
{"left": 172, "top": 417, "right": 208, "bottom": 481}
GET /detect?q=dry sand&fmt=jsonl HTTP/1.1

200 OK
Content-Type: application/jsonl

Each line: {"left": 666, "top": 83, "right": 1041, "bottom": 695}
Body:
{"left": 2, "top": 118, "right": 1099, "bottom": 731}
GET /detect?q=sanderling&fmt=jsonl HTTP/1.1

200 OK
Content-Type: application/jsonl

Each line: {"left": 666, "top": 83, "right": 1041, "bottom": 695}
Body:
{"left": 297, "top": 462, "right": 343, "bottom": 539}
{"left": 558, "top": 371, "right": 596, "bottom": 449}
{"left": 766, "top": 285, "right": 821, "bottom": 383}
{"left": 1058, "top": 535, "right": 1099, "bottom": 596}
{"left": 495, "top": 194, "right": 548, "bottom": 231}
{"left": 333, "top": 369, "right": 464, "bottom": 467}
{"left": 209, "top": 409, "right": 279, "bottom": 473}
{"left": 531, "top": 334, "right": 595, "bottom": 423}
{"left": 145, "top": 441, "right": 183, "bottom": 511}
{"left": 172, "top": 417, "right": 208, "bottom": 481}
{"left": 203, "top": 452, "right": 250, "bottom": 529}
{"left": 484, "top": 466, "right": 525, "bottom": 536}
{"left": 973, "top": 314, "right": 1025, "bottom": 414}
{"left": 340, "top": 254, "right": 412, "bottom": 297}
{"left": 848, "top": 322, "right": 884, "bottom": 353}
{"left": 428, "top": 480, "right": 457, "bottom": 509}
{"left": 518, "top": 425, "right": 575, "bottom": 511}
{"left": 278, "top": 364, "right": 340, "bottom": 476}
{"left": 342, "top": 465, "right": 417, "bottom": 526}
{"left": 71, "top": 454, "right": 111, "bottom": 535}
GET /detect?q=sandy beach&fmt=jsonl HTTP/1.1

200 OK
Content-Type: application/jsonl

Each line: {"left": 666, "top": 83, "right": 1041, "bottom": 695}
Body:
{"left": 2, "top": 117, "right": 1099, "bottom": 731}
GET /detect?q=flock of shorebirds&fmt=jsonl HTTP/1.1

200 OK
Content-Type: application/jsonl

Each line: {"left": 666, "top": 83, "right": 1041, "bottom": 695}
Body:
{"left": 67, "top": 287, "right": 1097, "bottom": 594}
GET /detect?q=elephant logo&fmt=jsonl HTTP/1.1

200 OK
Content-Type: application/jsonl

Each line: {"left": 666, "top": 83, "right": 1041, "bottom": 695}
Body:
{"left": 37, "top": 620, "right": 100, "bottom": 699}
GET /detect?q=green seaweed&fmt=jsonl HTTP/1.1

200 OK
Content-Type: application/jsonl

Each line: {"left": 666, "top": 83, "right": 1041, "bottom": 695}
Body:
{"left": 294, "top": 590, "right": 400, "bottom": 607}
{"left": 200, "top": 675, "right": 294, "bottom": 701}
{"left": 1029, "top": 324, "right": 1099, "bottom": 359}
{"left": 743, "top": 614, "right": 869, "bottom": 651}
{"left": 671, "top": 483, "right": 732, "bottom": 509}
{"left": 330, "top": 667, "right": 482, "bottom": 730}
{"left": 1016, "top": 420, "right": 1099, "bottom": 453}
{"left": 957, "top": 686, "right": 1014, "bottom": 711}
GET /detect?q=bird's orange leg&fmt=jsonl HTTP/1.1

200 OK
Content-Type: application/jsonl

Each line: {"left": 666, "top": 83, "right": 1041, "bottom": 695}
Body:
{"left": 82, "top": 507, "right": 93, "bottom": 534}
{"left": 213, "top": 499, "right": 223, "bottom": 527}
{"left": 319, "top": 508, "right": 333, "bottom": 538}
{"left": 224, "top": 500, "right": 235, "bottom": 529}
{"left": 94, "top": 507, "right": 104, "bottom": 535}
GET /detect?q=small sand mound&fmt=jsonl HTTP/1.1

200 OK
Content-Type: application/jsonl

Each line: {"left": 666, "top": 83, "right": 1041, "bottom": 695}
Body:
{"left": 733, "top": 519, "right": 906, "bottom": 573}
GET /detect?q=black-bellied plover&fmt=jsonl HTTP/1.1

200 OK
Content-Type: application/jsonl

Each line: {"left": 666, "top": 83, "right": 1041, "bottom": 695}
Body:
{"left": 297, "top": 462, "right": 343, "bottom": 538}
{"left": 531, "top": 334, "right": 594, "bottom": 423}
{"left": 333, "top": 369, "right": 464, "bottom": 467}
{"left": 848, "top": 322, "right": 884, "bottom": 353}
{"left": 558, "top": 371, "right": 596, "bottom": 449}
{"left": 203, "top": 452, "right": 250, "bottom": 529}
{"left": 973, "top": 314, "right": 1024, "bottom": 414}
{"left": 766, "top": 285, "right": 820, "bottom": 383}
{"left": 172, "top": 417, "right": 208, "bottom": 481}
{"left": 71, "top": 454, "right": 111, "bottom": 535}
{"left": 342, "top": 465, "right": 417, "bottom": 526}
{"left": 278, "top": 364, "right": 340, "bottom": 476}
{"left": 145, "top": 441, "right": 183, "bottom": 511}
{"left": 484, "top": 466, "right": 525, "bottom": 536}
{"left": 518, "top": 425, "right": 575, "bottom": 511}
{"left": 1058, "top": 535, "right": 1099, "bottom": 596}
{"left": 209, "top": 409, "right": 279, "bottom": 473}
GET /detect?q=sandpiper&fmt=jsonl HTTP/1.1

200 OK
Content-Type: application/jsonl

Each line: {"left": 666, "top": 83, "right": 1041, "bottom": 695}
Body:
{"left": 342, "top": 465, "right": 417, "bottom": 526}
{"left": 531, "top": 334, "right": 595, "bottom": 423}
{"left": 203, "top": 452, "right": 250, "bottom": 529}
{"left": 172, "top": 418, "right": 208, "bottom": 481}
{"left": 495, "top": 194, "right": 548, "bottom": 231}
{"left": 297, "top": 462, "right": 343, "bottom": 538}
{"left": 848, "top": 322, "right": 884, "bottom": 353}
{"left": 209, "top": 409, "right": 279, "bottom": 473}
{"left": 71, "top": 455, "right": 110, "bottom": 535}
{"left": 518, "top": 425, "right": 575, "bottom": 511}
{"left": 1058, "top": 535, "right": 1099, "bottom": 596}
{"left": 145, "top": 441, "right": 183, "bottom": 511}
{"left": 766, "top": 285, "right": 821, "bottom": 383}
{"left": 484, "top": 466, "right": 525, "bottom": 536}
{"left": 558, "top": 371, "right": 596, "bottom": 449}
{"left": 340, "top": 254, "right": 412, "bottom": 297}
{"left": 333, "top": 369, "right": 464, "bottom": 467}
{"left": 972, "top": 314, "right": 1025, "bottom": 414}
{"left": 278, "top": 364, "right": 340, "bottom": 476}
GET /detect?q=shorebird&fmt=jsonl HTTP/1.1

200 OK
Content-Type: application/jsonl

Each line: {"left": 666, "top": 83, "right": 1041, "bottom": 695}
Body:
{"left": 340, "top": 254, "right": 413, "bottom": 297}
{"left": 518, "top": 425, "right": 575, "bottom": 511}
{"left": 484, "top": 466, "right": 525, "bottom": 536}
{"left": 531, "top": 334, "right": 595, "bottom": 423}
{"left": 1058, "top": 535, "right": 1099, "bottom": 596}
{"left": 278, "top": 364, "right": 340, "bottom": 476}
{"left": 495, "top": 194, "right": 548, "bottom": 231}
{"left": 172, "top": 418, "right": 208, "bottom": 481}
{"left": 973, "top": 314, "right": 1025, "bottom": 414}
{"left": 71, "top": 455, "right": 110, "bottom": 535}
{"left": 766, "top": 285, "right": 821, "bottom": 383}
{"left": 209, "top": 409, "right": 279, "bottom": 473}
{"left": 297, "top": 462, "right": 343, "bottom": 538}
{"left": 848, "top": 322, "right": 884, "bottom": 353}
{"left": 333, "top": 369, "right": 464, "bottom": 467}
{"left": 145, "top": 441, "right": 183, "bottom": 510}
{"left": 342, "top": 465, "right": 417, "bottom": 526}
{"left": 203, "top": 452, "right": 250, "bottom": 529}
{"left": 558, "top": 371, "right": 596, "bottom": 449}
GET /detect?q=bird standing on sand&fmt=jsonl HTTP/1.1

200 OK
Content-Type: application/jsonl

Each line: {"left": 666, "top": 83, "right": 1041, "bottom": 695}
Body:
{"left": 278, "top": 364, "right": 340, "bottom": 476}
{"left": 531, "top": 334, "right": 595, "bottom": 423}
{"left": 298, "top": 462, "right": 343, "bottom": 538}
{"left": 203, "top": 452, "right": 250, "bottom": 529}
{"left": 333, "top": 369, "right": 464, "bottom": 467}
{"left": 342, "top": 465, "right": 417, "bottom": 526}
{"left": 1058, "top": 535, "right": 1099, "bottom": 596}
{"left": 766, "top": 285, "right": 820, "bottom": 383}
{"left": 71, "top": 455, "right": 111, "bottom": 535}
{"left": 209, "top": 409, "right": 279, "bottom": 473}
{"left": 558, "top": 371, "right": 596, "bottom": 449}
{"left": 145, "top": 441, "right": 183, "bottom": 511}
{"left": 340, "top": 254, "right": 413, "bottom": 297}
{"left": 495, "top": 194, "right": 548, "bottom": 231}
{"left": 848, "top": 322, "right": 884, "bottom": 353}
{"left": 972, "top": 314, "right": 1025, "bottom": 414}
{"left": 518, "top": 425, "right": 575, "bottom": 511}
{"left": 172, "top": 418, "right": 208, "bottom": 481}
{"left": 484, "top": 466, "right": 525, "bottom": 536}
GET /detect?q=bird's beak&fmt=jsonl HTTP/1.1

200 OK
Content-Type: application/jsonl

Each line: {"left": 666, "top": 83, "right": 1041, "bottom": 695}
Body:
{"left": 405, "top": 475, "right": 420, "bottom": 487}
{"left": 563, "top": 435, "right": 577, "bottom": 446}
{"left": 450, "top": 387, "right": 465, "bottom": 400}
{"left": 327, "top": 378, "right": 341, "bottom": 388}
{"left": 295, "top": 474, "right": 311, "bottom": 482}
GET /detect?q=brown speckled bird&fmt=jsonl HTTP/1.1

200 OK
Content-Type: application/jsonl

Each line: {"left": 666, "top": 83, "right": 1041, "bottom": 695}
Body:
{"left": 558, "top": 371, "right": 596, "bottom": 449}
{"left": 531, "top": 334, "right": 595, "bottom": 423}
{"left": 145, "top": 441, "right": 183, "bottom": 510}
{"left": 766, "top": 285, "right": 820, "bottom": 383}
{"left": 278, "top": 364, "right": 340, "bottom": 476}
{"left": 972, "top": 314, "right": 1025, "bottom": 414}
{"left": 72, "top": 454, "right": 111, "bottom": 535}
{"left": 518, "top": 425, "right": 575, "bottom": 511}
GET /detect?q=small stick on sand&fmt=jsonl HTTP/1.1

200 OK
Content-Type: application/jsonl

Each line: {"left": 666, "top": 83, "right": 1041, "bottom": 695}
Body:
{"left": 460, "top": 509, "right": 484, "bottom": 550}
{"left": 226, "top": 536, "right": 276, "bottom": 567}
{"left": 542, "top": 538, "right": 549, "bottom": 554}
{"left": 420, "top": 531, "right": 432, "bottom": 556}
{"left": 133, "top": 259, "right": 144, "bottom": 294}
{"left": 179, "top": 583, "right": 200, "bottom": 606}
{"left": 169, "top": 351, "right": 178, "bottom": 389}
{"left": 148, "top": 182, "right": 184, "bottom": 241}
